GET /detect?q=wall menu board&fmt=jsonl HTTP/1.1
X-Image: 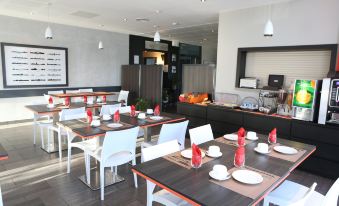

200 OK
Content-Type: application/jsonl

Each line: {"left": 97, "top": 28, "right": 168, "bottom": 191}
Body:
{"left": 1, "top": 42, "right": 68, "bottom": 88}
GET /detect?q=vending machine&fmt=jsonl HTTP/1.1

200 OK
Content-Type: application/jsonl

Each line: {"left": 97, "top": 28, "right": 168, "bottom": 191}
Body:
{"left": 291, "top": 79, "right": 320, "bottom": 121}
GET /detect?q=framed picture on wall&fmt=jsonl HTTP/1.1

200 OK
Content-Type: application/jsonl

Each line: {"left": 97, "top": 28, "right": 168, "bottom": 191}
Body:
{"left": 1, "top": 42, "right": 68, "bottom": 88}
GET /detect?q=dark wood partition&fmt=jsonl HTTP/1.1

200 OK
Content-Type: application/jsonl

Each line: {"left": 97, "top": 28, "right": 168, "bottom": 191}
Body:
{"left": 140, "top": 65, "right": 163, "bottom": 107}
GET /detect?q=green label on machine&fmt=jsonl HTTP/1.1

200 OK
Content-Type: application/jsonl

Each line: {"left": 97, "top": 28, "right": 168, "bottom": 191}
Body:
{"left": 293, "top": 80, "right": 316, "bottom": 109}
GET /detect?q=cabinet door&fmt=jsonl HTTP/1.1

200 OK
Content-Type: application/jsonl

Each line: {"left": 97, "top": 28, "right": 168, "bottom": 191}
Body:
{"left": 207, "top": 106, "right": 243, "bottom": 125}
{"left": 177, "top": 103, "right": 207, "bottom": 118}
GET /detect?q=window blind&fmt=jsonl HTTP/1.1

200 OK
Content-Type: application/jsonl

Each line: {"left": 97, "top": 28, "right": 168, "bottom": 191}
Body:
{"left": 245, "top": 50, "right": 331, "bottom": 89}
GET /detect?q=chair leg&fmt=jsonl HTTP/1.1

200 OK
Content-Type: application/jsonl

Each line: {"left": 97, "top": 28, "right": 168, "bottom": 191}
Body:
{"left": 132, "top": 159, "right": 138, "bottom": 188}
{"left": 263, "top": 198, "right": 270, "bottom": 206}
{"left": 33, "top": 118, "right": 37, "bottom": 145}
{"left": 100, "top": 165, "right": 105, "bottom": 201}
{"left": 40, "top": 126, "right": 44, "bottom": 148}
{"left": 146, "top": 181, "right": 155, "bottom": 206}
{"left": 47, "top": 128, "right": 51, "bottom": 153}
{"left": 85, "top": 153, "right": 91, "bottom": 184}
{"left": 58, "top": 128, "right": 62, "bottom": 161}
{"left": 67, "top": 144, "right": 71, "bottom": 173}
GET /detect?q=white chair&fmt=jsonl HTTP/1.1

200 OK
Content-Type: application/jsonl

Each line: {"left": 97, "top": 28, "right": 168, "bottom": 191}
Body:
{"left": 85, "top": 127, "right": 139, "bottom": 200}
{"left": 66, "top": 89, "right": 82, "bottom": 103}
{"left": 141, "top": 120, "right": 189, "bottom": 150}
{"left": 118, "top": 90, "right": 129, "bottom": 106}
{"left": 189, "top": 124, "right": 214, "bottom": 145}
{"left": 100, "top": 103, "right": 121, "bottom": 116}
{"left": 117, "top": 106, "right": 145, "bottom": 138}
{"left": 142, "top": 140, "right": 190, "bottom": 206}
{"left": 118, "top": 106, "right": 131, "bottom": 114}
{"left": 264, "top": 178, "right": 339, "bottom": 206}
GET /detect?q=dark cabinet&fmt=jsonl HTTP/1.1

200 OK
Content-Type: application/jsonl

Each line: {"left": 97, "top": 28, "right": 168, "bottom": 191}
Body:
{"left": 177, "top": 102, "right": 207, "bottom": 128}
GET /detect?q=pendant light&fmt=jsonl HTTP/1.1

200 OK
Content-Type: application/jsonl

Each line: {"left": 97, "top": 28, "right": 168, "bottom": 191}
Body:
{"left": 264, "top": 4, "right": 274, "bottom": 37}
{"left": 45, "top": 3, "right": 53, "bottom": 39}
{"left": 154, "top": 31, "right": 160, "bottom": 42}
{"left": 98, "top": 41, "right": 104, "bottom": 49}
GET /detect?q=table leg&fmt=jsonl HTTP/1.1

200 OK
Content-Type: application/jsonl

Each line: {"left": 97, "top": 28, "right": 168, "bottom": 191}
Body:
{"left": 143, "top": 127, "right": 152, "bottom": 142}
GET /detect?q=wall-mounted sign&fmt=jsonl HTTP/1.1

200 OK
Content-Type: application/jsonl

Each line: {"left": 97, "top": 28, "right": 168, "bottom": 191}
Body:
{"left": 145, "top": 41, "right": 168, "bottom": 51}
{"left": 1, "top": 42, "right": 68, "bottom": 88}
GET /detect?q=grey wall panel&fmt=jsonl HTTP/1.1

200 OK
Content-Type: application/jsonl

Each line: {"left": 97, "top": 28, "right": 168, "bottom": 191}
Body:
{"left": 140, "top": 65, "right": 163, "bottom": 107}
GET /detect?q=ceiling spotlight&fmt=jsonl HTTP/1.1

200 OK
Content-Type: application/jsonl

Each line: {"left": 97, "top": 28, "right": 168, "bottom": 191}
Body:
{"left": 123, "top": 18, "right": 128, "bottom": 22}
{"left": 201, "top": 0, "right": 206, "bottom": 2}
{"left": 98, "top": 41, "right": 103, "bottom": 49}
{"left": 172, "top": 22, "right": 178, "bottom": 26}
{"left": 211, "top": 29, "right": 214, "bottom": 33}
{"left": 155, "top": 10, "right": 161, "bottom": 14}
{"left": 154, "top": 31, "right": 160, "bottom": 42}
{"left": 264, "top": 4, "right": 274, "bottom": 37}
{"left": 45, "top": 3, "right": 53, "bottom": 39}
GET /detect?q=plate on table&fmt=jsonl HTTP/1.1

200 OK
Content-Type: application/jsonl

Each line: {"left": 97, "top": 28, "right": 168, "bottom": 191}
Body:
{"left": 254, "top": 147, "right": 271, "bottom": 154}
{"left": 223, "top": 134, "right": 238, "bottom": 141}
{"left": 246, "top": 135, "right": 258, "bottom": 141}
{"left": 206, "top": 151, "right": 222, "bottom": 158}
{"left": 149, "top": 116, "right": 163, "bottom": 121}
{"left": 209, "top": 171, "right": 231, "bottom": 181}
{"left": 107, "top": 123, "right": 123, "bottom": 128}
{"left": 273, "top": 146, "right": 298, "bottom": 155}
{"left": 180, "top": 149, "right": 206, "bottom": 159}
{"left": 232, "top": 170, "right": 263, "bottom": 185}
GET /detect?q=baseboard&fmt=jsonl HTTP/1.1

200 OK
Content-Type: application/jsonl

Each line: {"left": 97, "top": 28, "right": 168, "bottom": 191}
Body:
{"left": 0, "top": 118, "right": 32, "bottom": 126}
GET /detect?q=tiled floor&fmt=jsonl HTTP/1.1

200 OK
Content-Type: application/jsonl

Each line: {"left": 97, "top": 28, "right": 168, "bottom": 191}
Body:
{"left": 0, "top": 123, "right": 336, "bottom": 206}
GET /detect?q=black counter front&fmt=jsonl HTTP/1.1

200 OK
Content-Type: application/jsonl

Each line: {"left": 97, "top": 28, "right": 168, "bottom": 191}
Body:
{"left": 177, "top": 102, "right": 339, "bottom": 178}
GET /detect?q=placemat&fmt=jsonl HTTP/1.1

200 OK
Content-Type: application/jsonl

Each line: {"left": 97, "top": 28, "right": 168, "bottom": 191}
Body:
{"left": 268, "top": 144, "right": 307, "bottom": 163}
{"left": 163, "top": 150, "right": 214, "bottom": 170}
{"left": 100, "top": 122, "right": 134, "bottom": 131}
{"left": 210, "top": 166, "right": 280, "bottom": 199}
{"left": 145, "top": 116, "right": 171, "bottom": 123}
{"left": 215, "top": 136, "right": 252, "bottom": 147}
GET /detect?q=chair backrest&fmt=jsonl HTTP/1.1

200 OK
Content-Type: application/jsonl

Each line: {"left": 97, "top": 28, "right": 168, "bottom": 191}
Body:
{"left": 79, "top": 88, "right": 93, "bottom": 92}
{"left": 101, "top": 127, "right": 139, "bottom": 163}
{"left": 158, "top": 120, "right": 189, "bottom": 150}
{"left": 289, "top": 183, "right": 317, "bottom": 206}
{"left": 100, "top": 104, "right": 121, "bottom": 116}
{"left": 66, "top": 89, "right": 82, "bottom": 102}
{"left": 189, "top": 124, "right": 214, "bottom": 145}
{"left": 59, "top": 107, "right": 86, "bottom": 121}
{"left": 47, "top": 90, "right": 64, "bottom": 95}
{"left": 118, "top": 90, "right": 129, "bottom": 105}
{"left": 119, "top": 106, "right": 131, "bottom": 114}
{"left": 142, "top": 140, "right": 180, "bottom": 162}
{"left": 322, "top": 178, "right": 339, "bottom": 206}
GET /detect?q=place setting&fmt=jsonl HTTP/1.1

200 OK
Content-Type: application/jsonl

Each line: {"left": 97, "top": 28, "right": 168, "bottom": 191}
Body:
{"left": 217, "top": 127, "right": 254, "bottom": 147}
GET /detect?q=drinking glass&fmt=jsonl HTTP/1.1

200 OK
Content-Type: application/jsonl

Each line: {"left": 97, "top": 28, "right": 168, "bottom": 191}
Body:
{"left": 191, "top": 156, "right": 202, "bottom": 169}
{"left": 234, "top": 153, "right": 245, "bottom": 168}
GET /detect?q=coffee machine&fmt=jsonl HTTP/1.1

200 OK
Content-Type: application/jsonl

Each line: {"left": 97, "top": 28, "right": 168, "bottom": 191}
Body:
{"left": 318, "top": 78, "right": 339, "bottom": 125}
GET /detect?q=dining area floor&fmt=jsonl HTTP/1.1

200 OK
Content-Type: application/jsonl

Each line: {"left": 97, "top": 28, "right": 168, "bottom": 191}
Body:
{"left": 0, "top": 122, "right": 335, "bottom": 206}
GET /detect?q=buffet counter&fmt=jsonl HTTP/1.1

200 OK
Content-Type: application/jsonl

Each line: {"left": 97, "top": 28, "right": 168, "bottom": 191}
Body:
{"left": 177, "top": 102, "right": 339, "bottom": 178}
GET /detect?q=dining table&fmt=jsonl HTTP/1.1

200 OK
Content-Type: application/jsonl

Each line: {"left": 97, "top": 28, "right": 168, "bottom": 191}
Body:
{"left": 56, "top": 112, "right": 186, "bottom": 190}
{"left": 25, "top": 101, "right": 119, "bottom": 153}
{"left": 132, "top": 133, "right": 316, "bottom": 206}
{"left": 49, "top": 91, "right": 117, "bottom": 98}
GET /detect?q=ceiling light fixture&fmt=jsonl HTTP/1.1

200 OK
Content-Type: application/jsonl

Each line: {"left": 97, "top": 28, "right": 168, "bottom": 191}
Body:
{"left": 201, "top": 0, "right": 206, "bottom": 2}
{"left": 155, "top": 10, "right": 161, "bottom": 14}
{"left": 98, "top": 41, "right": 103, "bottom": 49}
{"left": 45, "top": 3, "right": 53, "bottom": 39}
{"left": 264, "top": 4, "right": 274, "bottom": 37}
{"left": 154, "top": 31, "right": 160, "bottom": 42}
{"left": 123, "top": 18, "right": 128, "bottom": 22}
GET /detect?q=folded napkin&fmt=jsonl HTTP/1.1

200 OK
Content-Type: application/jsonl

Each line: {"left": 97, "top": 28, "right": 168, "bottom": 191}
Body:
{"left": 114, "top": 110, "right": 120, "bottom": 123}
{"left": 130, "top": 105, "right": 136, "bottom": 117}
{"left": 192, "top": 143, "right": 202, "bottom": 167}
{"left": 102, "top": 95, "right": 106, "bottom": 103}
{"left": 83, "top": 96, "right": 87, "bottom": 103}
{"left": 48, "top": 96, "right": 53, "bottom": 105}
{"left": 238, "top": 127, "right": 246, "bottom": 146}
{"left": 65, "top": 97, "right": 70, "bottom": 106}
{"left": 269, "top": 128, "right": 277, "bottom": 144}
{"left": 87, "top": 109, "right": 93, "bottom": 124}
{"left": 234, "top": 146, "right": 245, "bottom": 167}
{"left": 154, "top": 104, "right": 160, "bottom": 116}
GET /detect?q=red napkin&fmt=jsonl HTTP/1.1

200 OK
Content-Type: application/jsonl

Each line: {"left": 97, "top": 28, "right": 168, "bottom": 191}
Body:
{"left": 269, "top": 128, "right": 277, "bottom": 144}
{"left": 83, "top": 96, "right": 87, "bottom": 103}
{"left": 130, "top": 105, "right": 136, "bottom": 117}
{"left": 102, "top": 96, "right": 106, "bottom": 103}
{"left": 238, "top": 127, "right": 246, "bottom": 146}
{"left": 191, "top": 143, "right": 202, "bottom": 168}
{"left": 48, "top": 96, "right": 53, "bottom": 104}
{"left": 154, "top": 104, "right": 160, "bottom": 116}
{"left": 65, "top": 97, "right": 70, "bottom": 106}
{"left": 114, "top": 110, "right": 120, "bottom": 123}
{"left": 234, "top": 146, "right": 245, "bottom": 167}
{"left": 87, "top": 109, "right": 93, "bottom": 124}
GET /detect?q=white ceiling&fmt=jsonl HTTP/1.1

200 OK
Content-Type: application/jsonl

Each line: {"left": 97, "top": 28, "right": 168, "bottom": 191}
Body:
{"left": 0, "top": 0, "right": 292, "bottom": 45}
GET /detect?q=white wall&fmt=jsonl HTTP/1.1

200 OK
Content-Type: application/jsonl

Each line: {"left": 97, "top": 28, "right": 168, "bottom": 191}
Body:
{"left": 0, "top": 15, "right": 128, "bottom": 123}
{"left": 216, "top": 0, "right": 339, "bottom": 99}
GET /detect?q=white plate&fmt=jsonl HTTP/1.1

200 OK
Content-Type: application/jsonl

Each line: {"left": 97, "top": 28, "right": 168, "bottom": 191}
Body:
{"left": 47, "top": 104, "right": 55, "bottom": 108}
{"left": 107, "top": 123, "right": 123, "bottom": 128}
{"left": 223, "top": 134, "right": 238, "bottom": 141}
{"left": 180, "top": 149, "right": 206, "bottom": 159}
{"left": 232, "top": 170, "right": 263, "bottom": 185}
{"left": 149, "top": 116, "right": 163, "bottom": 121}
{"left": 209, "top": 171, "right": 231, "bottom": 181}
{"left": 274, "top": 146, "right": 298, "bottom": 155}
{"left": 206, "top": 151, "right": 222, "bottom": 158}
{"left": 254, "top": 147, "right": 271, "bottom": 154}
{"left": 246, "top": 135, "right": 259, "bottom": 141}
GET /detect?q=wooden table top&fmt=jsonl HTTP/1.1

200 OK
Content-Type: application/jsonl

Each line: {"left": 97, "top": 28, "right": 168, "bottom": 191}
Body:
{"left": 50, "top": 91, "right": 117, "bottom": 98}
{"left": 25, "top": 101, "right": 119, "bottom": 114}
{"left": 132, "top": 134, "right": 316, "bottom": 206}
{"left": 0, "top": 144, "right": 8, "bottom": 161}
{"left": 57, "top": 112, "right": 186, "bottom": 138}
